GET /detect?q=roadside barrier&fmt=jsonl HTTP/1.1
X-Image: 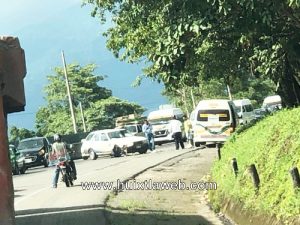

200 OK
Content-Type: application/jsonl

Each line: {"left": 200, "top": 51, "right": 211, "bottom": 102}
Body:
{"left": 289, "top": 167, "right": 300, "bottom": 190}
{"left": 226, "top": 156, "right": 300, "bottom": 192}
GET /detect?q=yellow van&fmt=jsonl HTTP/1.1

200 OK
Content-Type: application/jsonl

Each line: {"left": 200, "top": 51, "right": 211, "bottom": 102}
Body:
{"left": 191, "top": 99, "right": 238, "bottom": 147}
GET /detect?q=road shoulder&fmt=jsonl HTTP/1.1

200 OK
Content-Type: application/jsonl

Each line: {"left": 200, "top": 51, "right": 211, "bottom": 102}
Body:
{"left": 105, "top": 148, "right": 232, "bottom": 225}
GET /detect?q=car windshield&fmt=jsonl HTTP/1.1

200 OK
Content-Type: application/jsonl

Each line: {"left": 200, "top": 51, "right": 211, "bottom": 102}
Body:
{"left": 108, "top": 130, "right": 132, "bottom": 139}
{"left": 124, "top": 125, "right": 137, "bottom": 133}
{"left": 149, "top": 119, "right": 170, "bottom": 125}
{"left": 197, "top": 109, "right": 230, "bottom": 122}
{"left": 17, "top": 139, "right": 44, "bottom": 150}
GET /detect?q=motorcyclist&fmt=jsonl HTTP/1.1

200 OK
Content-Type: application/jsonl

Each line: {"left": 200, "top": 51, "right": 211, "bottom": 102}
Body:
{"left": 50, "top": 134, "right": 77, "bottom": 188}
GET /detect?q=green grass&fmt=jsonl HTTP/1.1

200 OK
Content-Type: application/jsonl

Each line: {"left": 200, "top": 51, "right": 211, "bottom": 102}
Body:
{"left": 209, "top": 108, "right": 300, "bottom": 221}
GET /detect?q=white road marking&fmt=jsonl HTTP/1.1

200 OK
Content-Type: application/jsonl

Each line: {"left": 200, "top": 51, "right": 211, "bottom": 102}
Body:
{"left": 16, "top": 206, "right": 103, "bottom": 218}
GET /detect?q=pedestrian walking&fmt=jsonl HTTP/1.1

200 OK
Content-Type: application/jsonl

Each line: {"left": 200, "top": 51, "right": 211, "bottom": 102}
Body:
{"left": 142, "top": 120, "right": 155, "bottom": 151}
{"left": 183, "top": 115, "right": 193, "bottom": 148}
{"left": 169, "top": 116, "right": 184, "bottom": 150}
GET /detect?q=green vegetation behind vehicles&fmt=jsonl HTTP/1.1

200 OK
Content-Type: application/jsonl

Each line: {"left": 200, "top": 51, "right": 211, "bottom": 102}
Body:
{"left": 209, "top": 108, "right": 300, "bottom": 222}
{"left": 9, "top": 145, "right": 26, "bottom": 175}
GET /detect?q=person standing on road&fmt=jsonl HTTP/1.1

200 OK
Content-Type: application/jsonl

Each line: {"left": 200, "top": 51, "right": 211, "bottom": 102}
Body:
{"left": 183, "top": 115, "right": 193, "bottom": 148}
{"left": 50, "top": 134, "right": 77, "bottom": 188}
{"left": 142, "top": 120, "right": 155, "bottom": 151}
{"left": 169, "top": 116, "right": 185, "bottom": 150}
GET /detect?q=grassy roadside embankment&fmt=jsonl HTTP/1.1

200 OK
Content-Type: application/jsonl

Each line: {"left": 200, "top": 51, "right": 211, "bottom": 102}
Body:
{"left": 209, "top": 108, "right": 300, "bottom": 224}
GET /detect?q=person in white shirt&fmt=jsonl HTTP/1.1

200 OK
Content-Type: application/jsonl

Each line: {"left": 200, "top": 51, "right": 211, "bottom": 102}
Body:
{"left": 169, "top": 116, "right": 185, "bottom": 150}
{"left": 142, "top": 120, "right": 155, "bottom": 151}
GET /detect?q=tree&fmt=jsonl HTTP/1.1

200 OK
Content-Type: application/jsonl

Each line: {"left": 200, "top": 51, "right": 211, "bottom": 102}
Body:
{"left": 35, "top": 63, "right": 144, "bottom": 136}
{"left": 9, "top": 126, "right": 36, "bottom": 145}
{"left": 84, "top": 0, "right": 300, "bottom": 107}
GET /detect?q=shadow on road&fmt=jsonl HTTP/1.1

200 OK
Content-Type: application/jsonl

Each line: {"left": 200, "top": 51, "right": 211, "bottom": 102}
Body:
{"left": 16, "top": 204, "right": 215, "bottom": 225}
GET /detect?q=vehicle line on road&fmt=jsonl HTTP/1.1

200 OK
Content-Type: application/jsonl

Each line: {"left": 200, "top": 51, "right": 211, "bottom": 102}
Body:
{"left": 15, "top": 187, "right": 50, "bottom": 206}
{"left": 14, "top": 159, "right": 130, "bottom": 207}
{"left": 15, "top": 205, "right": 104, "bottom": 218}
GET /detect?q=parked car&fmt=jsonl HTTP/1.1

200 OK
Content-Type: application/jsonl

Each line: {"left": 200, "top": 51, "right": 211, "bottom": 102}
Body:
{"left": 81, "top": 128, "right": 148, "bottom": 160}
{"left": 9, "top": 145, "right": 26, "bottom": 175}
{"left": 123, "top": 124, "right": 144, "bottom": 136}
{"left": 17, "top": 137, "right": 51, "bottom": 168}
{"left": 254, "top": 108, "right": 267, "bottom": 120}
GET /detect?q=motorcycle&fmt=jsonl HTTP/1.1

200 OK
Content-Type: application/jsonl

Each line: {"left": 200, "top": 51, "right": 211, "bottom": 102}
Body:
{"left": 57, "top": 157, "right": 75, "bottom": 187}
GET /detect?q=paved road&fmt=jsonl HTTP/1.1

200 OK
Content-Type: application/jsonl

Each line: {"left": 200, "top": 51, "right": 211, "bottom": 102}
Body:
{"left": 14, "top": 143, "right": 198, "bottom": 225}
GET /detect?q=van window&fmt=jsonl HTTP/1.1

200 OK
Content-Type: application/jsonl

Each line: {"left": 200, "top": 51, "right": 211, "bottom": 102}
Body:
{"left": 197, "top": 110, "right": 230, "bottom": 122}
{"left": 245, "top": 104, "right": 253, "bottom": 112}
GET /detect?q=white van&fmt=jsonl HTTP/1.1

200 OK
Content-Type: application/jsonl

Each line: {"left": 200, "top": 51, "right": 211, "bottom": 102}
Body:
{"left": 148, "top": 107, "right": 184, "bottom": 143}
{"left": 191, "top": 99, "right": 238, "bottom": 147}
{"left": 233, "top": 99, "right": 255, "bottom": 125}
{"left": 262, "top": 95, "right": 282, "bottom": 112}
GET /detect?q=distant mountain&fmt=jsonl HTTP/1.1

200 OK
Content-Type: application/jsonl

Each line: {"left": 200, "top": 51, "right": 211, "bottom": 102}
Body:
{"left": 5, "top": 1, "right": 168, "bottom": 130}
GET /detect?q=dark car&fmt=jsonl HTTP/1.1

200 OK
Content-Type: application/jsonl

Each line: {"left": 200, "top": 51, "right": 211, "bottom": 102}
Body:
{"left": 254, "top": 108, "right": 267, "bottom": 120}
{"left": 9, "top": 145, "right": 27, "bottom": 175}
{"left": 17, "top": 137, "right": 51, "bottom": 168}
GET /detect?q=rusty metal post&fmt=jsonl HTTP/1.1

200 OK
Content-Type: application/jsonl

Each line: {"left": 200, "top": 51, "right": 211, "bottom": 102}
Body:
{"left": 290, "top": 167, "right": 300, "bottom": 189}
{"left": 0, "top": 36, "right": 26, "bottom": 225}
{"left": 0, "top": 97, "right": 15, "bottom": 225}
{"left": 249, "top": 164, "right": 260, "bottom": 190}
{"left": 217, "top": 144, "right": 221, "bottom": 160}
{"left": 231, "top": 158, "right": 238, "bottom": 177}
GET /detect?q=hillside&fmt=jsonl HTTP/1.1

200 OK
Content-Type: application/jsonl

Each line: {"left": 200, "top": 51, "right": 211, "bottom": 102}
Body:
{"left": 209, "top": 108, "right": 300, "bottom": 223}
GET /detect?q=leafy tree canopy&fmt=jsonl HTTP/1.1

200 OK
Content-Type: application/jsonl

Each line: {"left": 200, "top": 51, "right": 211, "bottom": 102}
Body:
{"left": 84, "top": 0, "right": 300, "bottom": 107}
{"left": 35, "top": 63, "right": 144, "bottom": 136}
{"left": 9, "top": 126, "right": 36, "bottom": 146}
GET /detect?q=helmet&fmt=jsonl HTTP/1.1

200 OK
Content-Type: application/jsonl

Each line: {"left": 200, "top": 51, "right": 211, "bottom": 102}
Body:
{"left": 53, "top": 134, "right": 62, "bottom": 142}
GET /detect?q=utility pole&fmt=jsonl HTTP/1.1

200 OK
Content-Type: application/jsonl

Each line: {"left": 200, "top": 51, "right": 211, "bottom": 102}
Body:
{"left": 182, "top": 88, "right": 189, "bottom": 116}
{"left": 79, "top": 102, "right": 87, "bottom": 132}
{"left": 227, "top": 84, "right": 233, "bottom": 101}
{"left": 61, "top": 51, "right": 77, "bottom": 133}
{"left": 190, "top": 88, "right": 196, "bottom": 109}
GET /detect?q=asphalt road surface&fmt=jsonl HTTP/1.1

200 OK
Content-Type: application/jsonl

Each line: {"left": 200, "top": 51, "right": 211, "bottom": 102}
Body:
{"left": 14, "top": 143, "right": 199, "bottom": 225}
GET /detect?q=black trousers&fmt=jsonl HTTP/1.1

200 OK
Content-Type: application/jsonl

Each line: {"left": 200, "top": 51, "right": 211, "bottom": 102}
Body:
{"left": 68, "top": 159, "right": 77, "bottom": 176}
{"left": 174, "top": 132, "right": 184, "bottom": 150}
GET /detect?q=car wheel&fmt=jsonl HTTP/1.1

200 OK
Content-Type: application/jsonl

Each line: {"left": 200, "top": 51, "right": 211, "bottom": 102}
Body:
{"left": 195, "top": 142, "right": 200, "bottom": 147}
{"left": 44, "top": 158, "right": 49, "bottom": 168}
{"left": 20, "top": 162, "right": 26, "bottom": 174}
{"left": 82, "top": 156, "right": 89, "bottom": 160}
{"left": 12, "top": 163, "right": 20, "bottom": 175}
{"left": 89, "top": 149, "right": 97, "bottom": 160}
{"left": 113, "top": 145, "right": 122, "bottom": 157}
{"left": 138, "top": 148, "right": 147, "bottom": 154}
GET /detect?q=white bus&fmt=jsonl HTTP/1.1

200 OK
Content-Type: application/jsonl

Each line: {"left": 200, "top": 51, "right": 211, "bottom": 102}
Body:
{"left": 191, "top": 99, "right": 238, "bottom": 147}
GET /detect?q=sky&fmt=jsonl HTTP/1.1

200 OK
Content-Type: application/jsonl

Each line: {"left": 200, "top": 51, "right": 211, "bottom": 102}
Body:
{"left": 0, "top": 0, "right": 168, "bottom": 130}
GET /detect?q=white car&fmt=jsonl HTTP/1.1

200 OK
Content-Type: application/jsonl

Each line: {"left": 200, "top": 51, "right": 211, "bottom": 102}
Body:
{"left": 81, "top": 129, "right": 148, "bottom": 160}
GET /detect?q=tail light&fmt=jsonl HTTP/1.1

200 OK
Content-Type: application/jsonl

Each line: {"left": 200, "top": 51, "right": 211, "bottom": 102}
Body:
{"left": 59, "top": 161, "right": 66, "bottom": 166}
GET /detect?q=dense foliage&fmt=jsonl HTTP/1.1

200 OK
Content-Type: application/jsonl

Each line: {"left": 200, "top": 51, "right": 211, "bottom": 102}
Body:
{"left": 210, "top": 108, "right": 300, "bottom": 221}
{"left": 9, "top": 126, "right": 36, "bottom": 145}
{"left": 35, "top": 63, "right": 144, "bottom": 136}
{"left": 84, "top": 0, "right": 300, "bottom": 107}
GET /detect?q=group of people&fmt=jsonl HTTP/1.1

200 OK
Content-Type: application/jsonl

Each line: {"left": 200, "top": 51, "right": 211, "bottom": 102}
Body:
{"left": 142, "top": 115, "right": 193, "bottom": 151}
{"left": 49, "top": 115, "right": 193, "bottom": 188}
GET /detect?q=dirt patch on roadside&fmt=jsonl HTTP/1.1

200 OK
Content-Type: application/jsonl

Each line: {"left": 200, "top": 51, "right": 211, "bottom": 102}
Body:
{"left": 106, "top": 148, "right": 234, "bottom": 225}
